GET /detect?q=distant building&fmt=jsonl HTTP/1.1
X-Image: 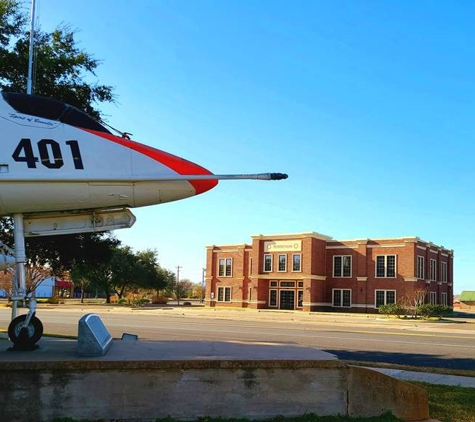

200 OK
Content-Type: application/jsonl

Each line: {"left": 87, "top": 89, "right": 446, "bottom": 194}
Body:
{"left": 459, "top": 291, "right": 475, "bottom": 310}
{"left": 34, "top": 277, "right": 56, "bottom": 298}
{"left": 205, "top": 232, "right": 454, "bottom": 313}
{"left": 34, "top": 276, "right": 74, "bottom": 298}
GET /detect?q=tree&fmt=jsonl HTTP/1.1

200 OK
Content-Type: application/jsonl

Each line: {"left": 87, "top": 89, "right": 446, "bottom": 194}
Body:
{"left": 190, "top": 282, "right": 205, "bottom": 302}
{"left": 84, "top": 261, "right": 114, "bottom": 304}
{"left": 0, "top": 0, "right": 117, "bottom": 274}
{"left": 134, "top": 249, "right": 167, "bottom": 293}
{"left": 109, "top": 246, "right": 139, "bottom": 299}
{"left": 399, "top": 288, "right": 428, "bottom": 318}
{"left": 27, "top": 232, "right": 119, "bottom": 274}
{"left": 69, "top": 247, "right": 169, "bottom": 303}
{"left": 69, "top": 242, "right": 121, "bottom": 303}
{"left": 107, "top": 247, "right": 166, "bottom": 300}
{"left": 0, "top": 0, "right": 114, "bottom": 118}
{"left": 70, "top": 264, "right": 90, "bottom": 303}
{"left": 0, "top": 264, "right": 52, "bottom": 299}
{"left": 169, "top": 278, "right": 194, "bottom": 305}
{"left": 0, "top": 1, "right": 25, "bottom": 47}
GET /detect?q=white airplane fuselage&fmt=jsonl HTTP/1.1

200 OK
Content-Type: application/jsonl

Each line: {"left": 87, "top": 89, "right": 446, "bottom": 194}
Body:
{"left": 0, "top": 92, "right": 218, "bottom": 216}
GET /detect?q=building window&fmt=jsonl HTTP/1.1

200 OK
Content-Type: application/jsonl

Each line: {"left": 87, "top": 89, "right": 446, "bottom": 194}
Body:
{"left": 430, "top": 259, "right": 437, "bottom": 281}
{"left": 269, "top": 289, "right": 277, "bottom": 307}
{"left": 417, "top": 256, "right": 424, "bottom": 279}
{"left": 278, "top": 254, "right": 287, "bottom": 272}
{"left": 270, "top": 280, "right": 278, "bottom": 287}
{"left": 249, "top": 258, "right": 253, "bottom": 275}
{"left": 430, "top": 291, "right": 437, "bottom": 304}
{"left": 298, "top": 281, "right": 304, "bottom": 288}
{"left": 333, "top": 289, "right": 351, "bottom": 307}
{"left": 218, "top": 259, "right": 225, "bottom": 277}
{"left": 264, "top": 254, "right": 272, "bottom": 272}
{"left": 375, "top": 290, "right": 396, "bottom": 307}
{"left": 225, "top": 258, "right": 232, "bottom": 276}
{"left": 441, "top": 292, "right": 447, "bottom": 306}
{"left": 376, "top": 255, "right": 396, "bottom": 278}
{"left": 292, "top": 254, "right": 301, "bottom": 272}
{"left": 333, "top": 255, "right": 352, "bottom": 277}
{"left": 280, "top": 281, "right": 295, "bottom": 287}
{"left": 440, "top": 262, "right": 447, "bottom": 282}
{"left": 217, "top": 286, "right": 231, "bottom": 302}
{"left": 297, "top": 290, "right": 303, "bottom": 308}
{"left": 218, "top": 258, "right": 232, "bottom": 277}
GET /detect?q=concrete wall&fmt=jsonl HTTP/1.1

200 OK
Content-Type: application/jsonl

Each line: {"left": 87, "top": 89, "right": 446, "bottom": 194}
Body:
{"left": 0, "top": 360, "right": 428, "bottom": 422}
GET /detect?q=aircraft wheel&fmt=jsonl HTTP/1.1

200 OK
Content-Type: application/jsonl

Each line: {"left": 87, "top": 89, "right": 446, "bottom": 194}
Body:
{"left": 8, "top": 314, "right": 43, "bottom": 348}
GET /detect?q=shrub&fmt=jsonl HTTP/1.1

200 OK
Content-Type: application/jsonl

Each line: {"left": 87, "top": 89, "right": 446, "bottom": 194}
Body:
{"left": 131, "top": 298, "right": 149, "bottom": 308}
{"left": 41, "top": 297, "right": 59, "bottom": 304}
{"left": 417, "top": 304, "right": 452, "bottom": 319}
{"left": 183, "top": 301, "right": 192, "bottom": 306}
{"left": 378, "top": 303, "right": 406, "bottom": 318}
{"left": 151, "top": 295, "right": 168, "bottom": 304}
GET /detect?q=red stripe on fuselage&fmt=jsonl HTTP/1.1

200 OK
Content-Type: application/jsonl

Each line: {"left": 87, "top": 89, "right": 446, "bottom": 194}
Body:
{"left": 80, "top": 128, "right": 218, "bottom": 195}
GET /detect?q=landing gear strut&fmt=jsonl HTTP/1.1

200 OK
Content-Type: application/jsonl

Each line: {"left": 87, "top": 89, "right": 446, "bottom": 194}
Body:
{"left": 6, "top": 213, "right": 44, "bottom": 350}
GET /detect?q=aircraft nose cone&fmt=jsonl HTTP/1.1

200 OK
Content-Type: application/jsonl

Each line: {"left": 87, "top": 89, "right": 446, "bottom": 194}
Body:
{"left": 78, "top": 129, "right": 218, "bottom": 195}
{"left": 180, "top": 158, "right": 218, "bottom": 195}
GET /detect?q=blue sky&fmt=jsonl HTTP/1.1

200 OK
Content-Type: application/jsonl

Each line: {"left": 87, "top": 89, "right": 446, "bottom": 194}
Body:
{"left": 33, "top": 0, "right": 474, "bottom": 293}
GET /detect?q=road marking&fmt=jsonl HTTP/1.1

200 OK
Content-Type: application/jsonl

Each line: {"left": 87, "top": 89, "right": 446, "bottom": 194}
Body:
{"left": 142, "top": 318, "right": 475, "bottom": 340}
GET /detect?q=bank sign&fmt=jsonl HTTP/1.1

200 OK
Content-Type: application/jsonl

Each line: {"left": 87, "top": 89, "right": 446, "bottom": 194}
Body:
{"left": 264, "top": 240, "right": 302, "bottom": 252}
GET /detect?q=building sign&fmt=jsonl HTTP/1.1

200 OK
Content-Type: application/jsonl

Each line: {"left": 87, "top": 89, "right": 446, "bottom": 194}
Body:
{"left": 264, "top": 240, "right": 301, "bottom": 252}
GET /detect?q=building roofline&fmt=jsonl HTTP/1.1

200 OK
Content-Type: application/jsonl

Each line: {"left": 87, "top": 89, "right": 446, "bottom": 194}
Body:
{"left": 206, "top": 243, "right": 251, "bottom": 250}
{"left": 329, "top": 236, "right": 453, "bottom": 253}
{"left": 329, "top": 236, "right": 419, "bottom": 243}
{"left": 251, "top": 232, "right": 333, "bottom": 241}
{"left": 207, "top": 233, "right": 453, "bottom": 254}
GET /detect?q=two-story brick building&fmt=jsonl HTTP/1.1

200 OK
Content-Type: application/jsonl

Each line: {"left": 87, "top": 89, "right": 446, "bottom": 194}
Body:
{"left": 205, "top": 232, "right": 454, "bottom": 313}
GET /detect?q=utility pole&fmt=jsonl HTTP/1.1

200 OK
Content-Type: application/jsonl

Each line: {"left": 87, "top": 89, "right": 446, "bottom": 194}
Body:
{"left": 176, "top": 266, "right": 182, "bottom": 306}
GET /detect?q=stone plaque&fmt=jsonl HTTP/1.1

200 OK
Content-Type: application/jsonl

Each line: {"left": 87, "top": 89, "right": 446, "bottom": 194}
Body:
{"left": 77, "top": 313, "right": 112, "bottom": 357}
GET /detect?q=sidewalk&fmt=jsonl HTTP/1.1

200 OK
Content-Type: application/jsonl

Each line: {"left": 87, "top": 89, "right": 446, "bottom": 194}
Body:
{"left": 365, "top": 366, "right": 475, "bottom": 388}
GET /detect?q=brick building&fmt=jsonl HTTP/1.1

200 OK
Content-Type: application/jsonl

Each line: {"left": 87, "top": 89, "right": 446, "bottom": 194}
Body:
{"left": 205, "top": 232, "right": 454, "bottom": 313}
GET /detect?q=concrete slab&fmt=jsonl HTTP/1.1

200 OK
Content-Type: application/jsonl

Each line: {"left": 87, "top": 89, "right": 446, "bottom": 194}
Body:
{"left": 0, "top": 336, "right": 338, "bottom": 363}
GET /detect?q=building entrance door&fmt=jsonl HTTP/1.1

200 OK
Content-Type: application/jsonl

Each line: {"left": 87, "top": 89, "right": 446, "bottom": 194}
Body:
{"left": 280, "top": 290, "right": 295, "bottom": 310}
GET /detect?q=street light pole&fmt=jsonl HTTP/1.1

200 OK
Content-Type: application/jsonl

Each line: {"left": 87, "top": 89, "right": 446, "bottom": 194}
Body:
{"left": 201, "top": 268, "right": 206, "bottom": 303}
{"left": 176, "top": 266, "right": 181, "bottom": 305}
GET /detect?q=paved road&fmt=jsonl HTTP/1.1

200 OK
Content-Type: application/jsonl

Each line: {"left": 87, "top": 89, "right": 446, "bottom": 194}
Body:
{"left": 1, "top": 305, "right": 474, "bottom": 370}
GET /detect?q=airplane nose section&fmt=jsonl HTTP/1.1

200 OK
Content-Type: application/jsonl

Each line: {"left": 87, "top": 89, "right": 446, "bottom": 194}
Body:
{"left": 80, "top": 129, "right": 218, "bottom": 196}
{"left": 180, "top": 159, "right": 218, "bottom": 195}
{"left": 129, "top": 141, "right": 218, "bottom": 195}
{"left": 189, "top": 178, "right": 218, "bottom": 195}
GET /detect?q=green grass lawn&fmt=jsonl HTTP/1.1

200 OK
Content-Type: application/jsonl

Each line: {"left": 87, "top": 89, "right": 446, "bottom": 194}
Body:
{"left": 413, "top": 382, "right": 475, "bottom": 422}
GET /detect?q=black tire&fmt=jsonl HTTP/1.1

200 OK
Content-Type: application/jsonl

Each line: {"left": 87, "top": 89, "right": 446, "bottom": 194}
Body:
{"left": 8, "top": 314, "right": 43, "bottom": 347}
